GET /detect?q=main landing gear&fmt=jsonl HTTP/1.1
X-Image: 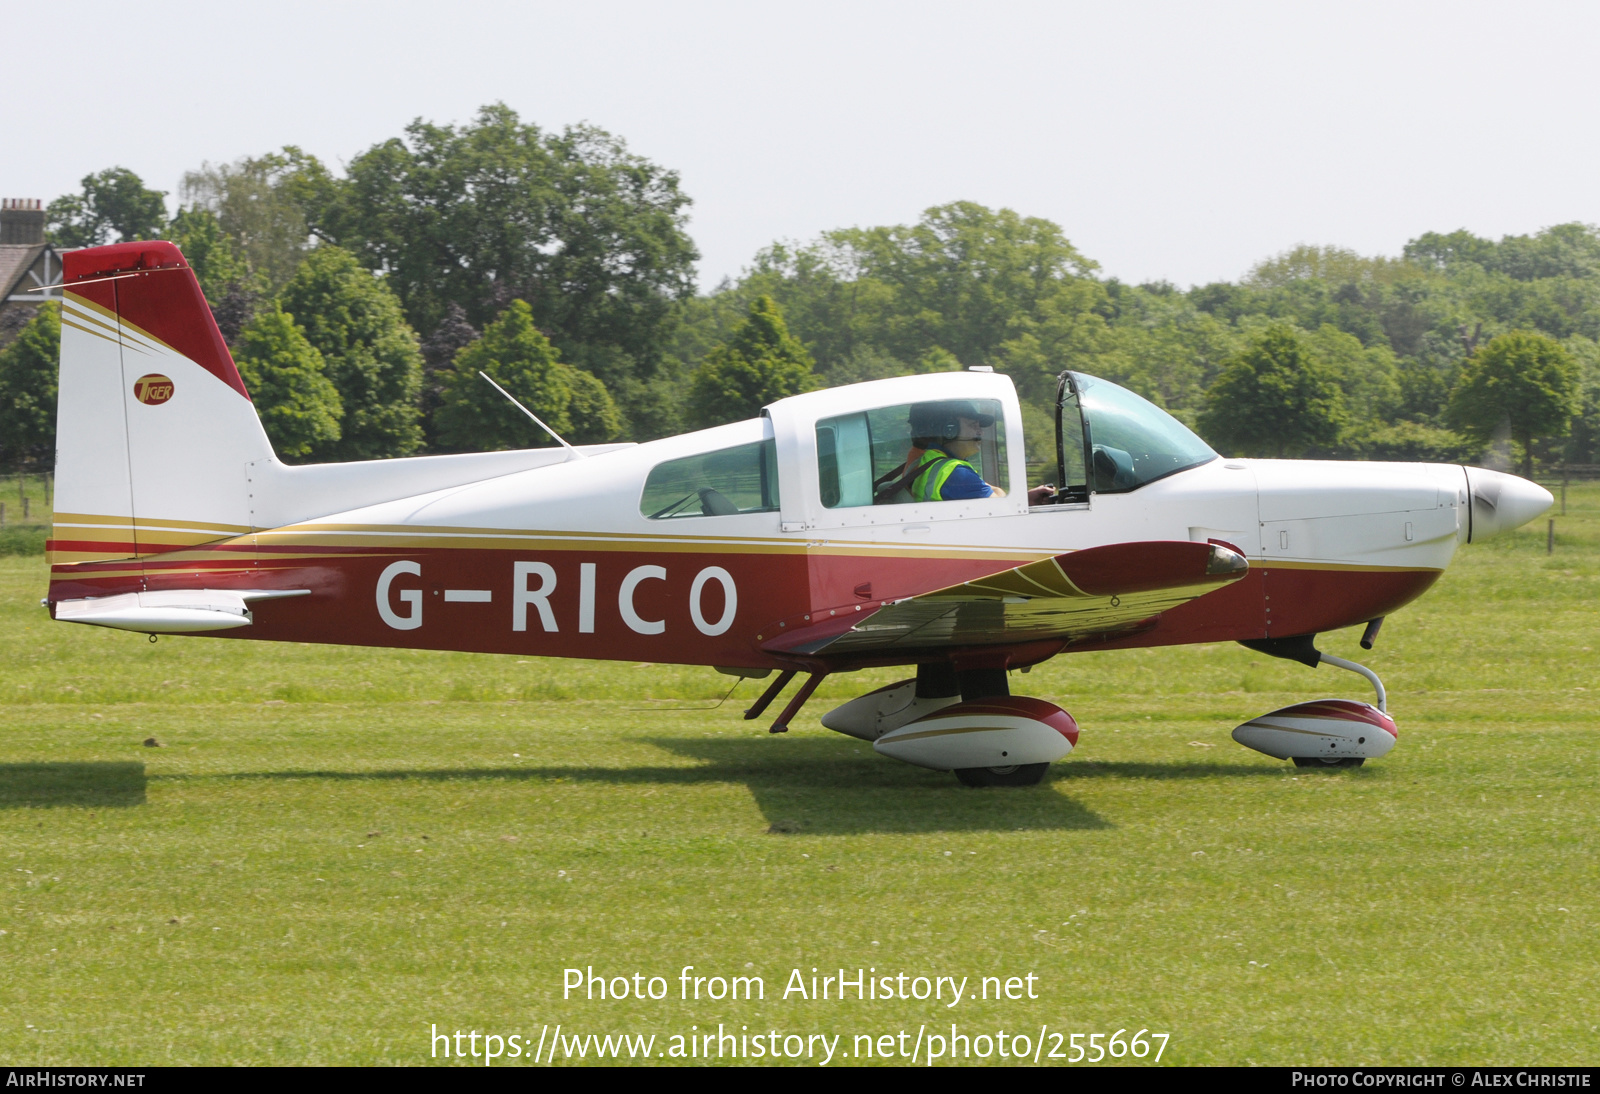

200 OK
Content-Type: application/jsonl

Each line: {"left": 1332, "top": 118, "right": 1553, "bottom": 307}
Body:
{"left": 817, "top": 663, "right": 1079, "bottom": 787}
{"left": 954, "top": 764, "right": 1051, "bottom": 787}
{"left": 942, "top": 668, "right": 1048, "bottom": 788}
{"left": 1232, "top": 627, "right": 1398, "bottom": 768}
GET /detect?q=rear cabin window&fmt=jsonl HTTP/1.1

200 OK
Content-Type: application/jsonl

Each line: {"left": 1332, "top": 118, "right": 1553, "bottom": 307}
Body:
{"left": 816, "top": 399, "right": 1008, "bottom": 508}
{"left": 640, "top": 439, "right": 780, "bottom": 519}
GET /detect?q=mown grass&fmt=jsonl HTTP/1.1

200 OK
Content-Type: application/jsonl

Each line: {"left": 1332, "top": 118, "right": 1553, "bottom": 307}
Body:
{"left": 0, "top": 485, "right": 1594, "bottom": 1065}
{"left": 0, "top": 473, "right": 51, "bottom": 557}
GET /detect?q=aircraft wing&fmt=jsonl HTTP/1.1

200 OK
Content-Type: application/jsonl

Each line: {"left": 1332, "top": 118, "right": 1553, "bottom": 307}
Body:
{"left": 761, "top": 540, "right": 1249, "bottom": 656}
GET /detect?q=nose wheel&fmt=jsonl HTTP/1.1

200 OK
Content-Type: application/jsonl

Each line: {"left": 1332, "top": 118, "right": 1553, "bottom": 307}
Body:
{"left": 1298, "top": 653, "right": 1384, "bottom": 770}
{"left": 1232, "top": 642, "right": 1398, "bottom": 767}
{"left": 1285, "top": 653, "right": 1386, "bottom": 768}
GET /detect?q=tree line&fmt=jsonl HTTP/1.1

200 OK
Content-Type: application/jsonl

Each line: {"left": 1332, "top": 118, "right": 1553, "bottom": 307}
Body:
{"left": 2, "top": 103, "right": 1596, "bottom": 478}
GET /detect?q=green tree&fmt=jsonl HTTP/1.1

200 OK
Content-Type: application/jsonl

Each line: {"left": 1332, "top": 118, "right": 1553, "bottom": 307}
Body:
{"left": 607, "top": 370, "right": 686, "bottom": 443}
{"left": 180, "top": 151, "right": 321, "bottom": 294}
{"left": 299, "top": 105, "right": 697, "bottom": 412}
{"left": 687, "top": 296, "right": 817, "bottom": 429}
{"left": 1198, "top": 324, "right": 1346, "bottom": 457}
{"left": 1126, "top": 310, "right": 1238, "bottom": 423}
{"left": 719, "top": 202, "right": 1106, "bottom": 387}
{"left": 1448, "top": 331, "right": 1578, "bottom": 477}
{"left": 564, "top": 366, "right": 623, "bottom": 444}
{"left": 1491, "top": 223, "right": 1600, "bottom": 282}
{"left": 435, "top": 300, "right": 619, "bottom": 450}
{"left": 1404, "top": 229, "right": 1498, "bottom": 272}
{"left": 277, "top": 247, "right": 424, "bottom": 461}
{"left": 419, "top": 303, "right": 480, "bottom": 448}
{"left": 167, "top": 207, "right": 250, "bottom": 306}
{"left": 0, "top": 305, "right": 59, "bottom": 467}
{"left": 1245, "top": 244, "right": 1410, "bottom": 289}
{"left": 828, "top": 202, "right": 1100, "bottom": 368}
{"left": 1339, "top": 419, "right": 1481, "bottom": 463}
{"left": 1564, "top": 336, "right": 1600, "bottom": 464}
{"left": 46, "top": 168, "right": 167, "bottom": 248}
{"left": 232, "top": 306, "right": 342, "bottom": 461}
{"left": 1303, "top": 323, "right": 1402, "bottom": 425}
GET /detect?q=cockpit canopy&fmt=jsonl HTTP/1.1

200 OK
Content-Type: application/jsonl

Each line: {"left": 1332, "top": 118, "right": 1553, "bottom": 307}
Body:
{"left": 1057, "top": 372, "right": 1217, "bottom": 498}
{"left": 631, "top": 369, "right": 1216, "bottom": 525}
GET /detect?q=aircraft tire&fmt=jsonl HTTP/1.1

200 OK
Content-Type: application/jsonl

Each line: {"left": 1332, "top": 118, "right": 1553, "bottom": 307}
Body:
{"left": 954, "top": 763, "right": 1049, "bottom": 787}
{"left": 1291, "top": 756, "right": 1365, "bottom": 769}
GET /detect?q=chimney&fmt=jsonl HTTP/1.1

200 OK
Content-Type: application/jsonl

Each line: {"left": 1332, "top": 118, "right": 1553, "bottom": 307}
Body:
{"left": 1, "top": 199, "right": 46, "bottom": 245}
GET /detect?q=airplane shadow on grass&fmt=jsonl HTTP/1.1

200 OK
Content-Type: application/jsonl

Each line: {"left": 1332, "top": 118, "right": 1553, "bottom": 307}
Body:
{"left": 0, "top": 762, "right": 146, "bottom": 808}
{"left": 656, "top": 743, "right": 1315, "bottom": 834}
{"left": 217, "top": 737, "right": 1113, "bottom": 834}
{"left": 647, "top": 736, "right": 1111, "bottom": 835}
{"left": 196, "top": 738, "right": 1304, "bottom": 835}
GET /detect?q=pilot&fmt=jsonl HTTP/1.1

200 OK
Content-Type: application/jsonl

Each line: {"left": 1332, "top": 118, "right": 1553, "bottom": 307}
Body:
{"left": 891, "top": 401, "right": 1058, "bottom": 504}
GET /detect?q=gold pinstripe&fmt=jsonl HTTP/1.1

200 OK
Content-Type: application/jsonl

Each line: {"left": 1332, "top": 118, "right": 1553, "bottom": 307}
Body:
{"left": 62, "top": 292, "right": 184, "bottom": 359}
{"left": 53, "top": 512, "right": 253, "bottom": 534}
{"left": 884, "top": 722, "right": 1045, "bottom": 742}
{"left": 48, "top": 512, "right": 1446, "bottom": 576}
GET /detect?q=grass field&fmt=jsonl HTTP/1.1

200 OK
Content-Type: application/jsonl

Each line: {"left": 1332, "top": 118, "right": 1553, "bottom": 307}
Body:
{"left": 0, "top": 484, "right": 1595, "bottom": 1066}
{"left": 0, "top": 473, "right": 51, "bottom": 558}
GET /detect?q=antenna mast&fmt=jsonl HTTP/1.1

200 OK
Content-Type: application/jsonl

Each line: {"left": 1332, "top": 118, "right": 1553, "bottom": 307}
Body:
{"left": 477, "top": 371, "right": 586, "bottom": 459}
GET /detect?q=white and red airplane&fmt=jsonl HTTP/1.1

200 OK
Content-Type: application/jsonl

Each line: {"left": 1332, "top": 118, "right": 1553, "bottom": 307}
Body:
{"left": 43, "top": 241, "right": 1553, "bottom": 785}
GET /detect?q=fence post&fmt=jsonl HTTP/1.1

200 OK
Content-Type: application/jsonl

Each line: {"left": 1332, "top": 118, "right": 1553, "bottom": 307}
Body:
{"left": 1547, "top": 518, "right": 1555, "bottom": 555}
{"left": 1, "top": 501, "right": 6, "bottom": 527}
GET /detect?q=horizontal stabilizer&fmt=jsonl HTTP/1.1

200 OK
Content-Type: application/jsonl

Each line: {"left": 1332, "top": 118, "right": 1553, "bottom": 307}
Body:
{"left": 53, "top": 588, "right": 308, "bottom": 633}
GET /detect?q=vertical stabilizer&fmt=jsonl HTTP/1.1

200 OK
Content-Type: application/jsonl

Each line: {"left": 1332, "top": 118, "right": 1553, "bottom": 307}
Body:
{"left": 52, "top": 242, "right": 273, "bottom": 567}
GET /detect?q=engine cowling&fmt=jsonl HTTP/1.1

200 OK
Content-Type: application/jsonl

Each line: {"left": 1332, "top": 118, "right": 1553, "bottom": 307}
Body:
{"left": 873, "top": 696, "right": 1079, "bottom": 771}
{"left": 1231, "top": 699, "right": 1397, "bottom": 762}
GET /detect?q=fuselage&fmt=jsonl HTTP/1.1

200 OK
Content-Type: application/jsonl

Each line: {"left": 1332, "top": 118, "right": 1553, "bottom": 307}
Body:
{"left": 48, "top": 367, "right": 1545, "bottom": 674}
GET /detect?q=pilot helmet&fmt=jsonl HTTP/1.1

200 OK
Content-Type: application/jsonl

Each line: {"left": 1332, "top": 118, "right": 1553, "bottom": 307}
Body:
{"left": 909, "top": 400, "right": 995, "bottom": 442}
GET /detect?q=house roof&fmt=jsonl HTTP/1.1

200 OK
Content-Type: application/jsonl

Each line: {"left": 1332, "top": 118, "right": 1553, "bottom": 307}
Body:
{"left": 1, "top": 243, "right": 59, "bottom": 302}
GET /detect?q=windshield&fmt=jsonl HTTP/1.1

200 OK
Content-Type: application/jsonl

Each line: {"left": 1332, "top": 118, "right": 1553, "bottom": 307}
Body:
{"left": 1071, "top": 372, "right": 1216, "bottom": 493}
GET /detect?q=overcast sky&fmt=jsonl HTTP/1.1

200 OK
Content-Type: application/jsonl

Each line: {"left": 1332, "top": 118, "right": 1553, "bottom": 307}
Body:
{"left": 5, "top": 1, "right": 1597, "bottom": 290}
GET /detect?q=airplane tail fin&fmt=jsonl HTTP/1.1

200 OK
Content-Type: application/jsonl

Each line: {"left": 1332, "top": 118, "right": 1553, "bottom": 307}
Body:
{"left": 52, "top": 241, "right": 273, "bottom": 566}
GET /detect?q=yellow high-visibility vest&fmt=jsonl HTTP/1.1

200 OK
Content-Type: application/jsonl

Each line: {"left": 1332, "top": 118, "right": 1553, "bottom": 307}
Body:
{"left": 909, "top": 448, "right": 979, "bottom": 502}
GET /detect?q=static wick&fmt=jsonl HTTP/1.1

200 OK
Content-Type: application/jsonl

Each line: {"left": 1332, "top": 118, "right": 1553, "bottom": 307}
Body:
{"left": 478, "top": 371, "right": 585, "bottom": 459}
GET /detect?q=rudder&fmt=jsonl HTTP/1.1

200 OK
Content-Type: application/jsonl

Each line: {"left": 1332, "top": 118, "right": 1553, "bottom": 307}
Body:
{"left": 52, "top": 241, "right": 272, "bottom": 568}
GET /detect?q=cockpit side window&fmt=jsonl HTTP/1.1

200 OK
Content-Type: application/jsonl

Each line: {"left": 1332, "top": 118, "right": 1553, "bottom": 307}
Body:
{"left": 1070, "top": 372, "right": 1217, "bottom": 493}
{"left": 816, "top": 399, "right": 1008, "bottom": 508}
{"left": 641, "top": 439, "right": 780, "bottom": 518}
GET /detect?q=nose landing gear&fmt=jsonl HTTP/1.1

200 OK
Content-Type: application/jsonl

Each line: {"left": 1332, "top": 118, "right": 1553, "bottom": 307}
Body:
{"left": 1232, "top": 634, "right": 1398, "bottom": 767}
{"left": 1317, "top": 652, "right": 1387, "bottom": 713}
